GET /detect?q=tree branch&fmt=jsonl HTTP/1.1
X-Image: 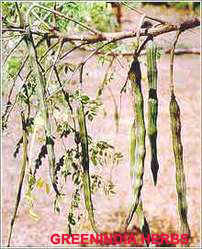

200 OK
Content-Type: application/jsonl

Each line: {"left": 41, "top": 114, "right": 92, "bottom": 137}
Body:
{"left": 3, "top": 18, "right": 200, "bottom": 44}
{"left": 49, "top": 17, "right": 199, "bottom": 43}
{"left": 79, "top": 47, "right": 200, "bottom": 57}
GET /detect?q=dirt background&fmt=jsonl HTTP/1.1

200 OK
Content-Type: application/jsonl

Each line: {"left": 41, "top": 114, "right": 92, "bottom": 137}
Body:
{"left": 2, "top": 4, "right": 201, "bottom": 247}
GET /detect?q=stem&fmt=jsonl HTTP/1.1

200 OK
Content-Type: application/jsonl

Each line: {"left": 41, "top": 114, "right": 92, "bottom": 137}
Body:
{"left": 26, "top": 4, "right": 100, "bottom": 35}
{"left": 170, "top": 31, "right": 182, "bottom": 95}
{"left": 7, "top": 112, "right": 28, "bottom": 247}
{"left": 169, "top": 29, "right": 190, "bottom": 245}
{"left": 46, "top": 39, "right": 64, "bottom": 88}
{"left": 77, "top": 105, "right": 98, "bottom": 233}
{"left": 135, "top": 13, "right": 146, "bottom": 55}
{"left": 25, "top": 27, "right": 60, "bottom": 196}
{"left": 3, "top": 17, "right": 199, "bottom": 43}
{"left": 3, "top": 37, "right": 24, "bottom": 66}
{"left": 122, "top": 2, "right": 168, "bottom": 25}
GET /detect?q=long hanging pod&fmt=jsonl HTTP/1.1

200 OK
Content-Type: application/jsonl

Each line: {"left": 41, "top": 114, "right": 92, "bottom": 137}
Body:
{"left": 129, "top": 120, "right": 150, "bottom": 247}
{"left": 129, "top": 121, "right": 136, "bottom": 179}
{"left": 146, "top": 39, "right": 159, "bottom": 186}
{"left": 169, "top": 31, "right": 190, "bottom": 243}
{"left": 125, "top": 59, "right": 146, "bottom": 230}
{"left": 25, "top": 28, "right": 60, "bottom": 196}
{"left": 7, "top": 112, "right": 28, "bottom": 247}
{"left": 77, "top": 105, "right": 98, "bottom": 233}
{"left": 169, "top": 94, "right": 190, "bottom": 239}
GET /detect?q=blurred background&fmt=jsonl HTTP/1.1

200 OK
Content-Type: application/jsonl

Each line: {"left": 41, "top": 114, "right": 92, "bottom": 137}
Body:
{"left": 2, "top": 2, "right": 201, "bottom": 247}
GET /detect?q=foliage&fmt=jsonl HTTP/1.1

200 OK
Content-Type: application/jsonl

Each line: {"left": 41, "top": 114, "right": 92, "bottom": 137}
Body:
{"left": 2, "top": 2, "right": 123, "bottom": 241}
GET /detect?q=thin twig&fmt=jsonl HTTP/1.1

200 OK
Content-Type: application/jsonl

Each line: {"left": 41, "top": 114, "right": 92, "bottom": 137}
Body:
{"left": 2, "top": 34, "right": 26, "bottom": 39}
{"left": 31, "top": 10, "right": 52, "bottom": 30}
{"left": 2, "top": 55, "right": 29, "bottom": 128}
{"left": 77, "top": 46, "right": 200, "bottom": 57}
{"left": 46, "top": 39, "right": 64, "bottom": 88}
{"left": 170, "top": 31, "right": 182, "bottom": 95}
{"left": 3, "top": 37, "right": 24, "bottom": 66}
{"left": 44, "top": 41, "right": 90, "bottom": 74}
{"left": 81, "top": 40, "right": 116, "bottom": 66}
{"left": 2, "top": 71, "right": 31, "bottom": 130}
{"left": 7, "top": 55, "right": 29, "bottom": 101}
{"left": 46, "top": 64, "right": 81, "bottom": 100}
{"left": 135, "top": 13, "right": 146, "bottom": 56}
{"left": 136, "top": 35, "right": 153, "bottom": 57}
{"left": 2, "top": 28, "right": 46, "bottom": 37}
{"left": 96, "top": 56, "right": 115, "bottom": 98}
{"left": 122, "top": 2, "right": 167, "bottom": 24}
{"left": 48, "top": 39, "right": 77, "bottom": 133}
{"left": 40, "top": 40, "right": 59, "bottom": 63}
{"left": 48, "top": 40, "right": 116, "bottom": 100}
{"left": 53, "top": 2, "right": 57, "bottom": 27}
{"left": 59, "top": 41, "right": 91, "bottom": 61}
{"left": 26, "top": 4, "right": 100, "bottom": 35}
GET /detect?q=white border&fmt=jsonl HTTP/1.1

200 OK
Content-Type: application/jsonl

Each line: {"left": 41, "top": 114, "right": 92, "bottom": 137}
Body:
{"left": 0, "top": 1, "right": 201, "bottom": 248}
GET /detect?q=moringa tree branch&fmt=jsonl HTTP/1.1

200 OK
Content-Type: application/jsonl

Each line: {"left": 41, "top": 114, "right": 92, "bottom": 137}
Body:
{"left": 2, "top": 18, "right": 200, "bottom": 44}
{"left": 49, "top": 17, "right": 200, "bottom": 42}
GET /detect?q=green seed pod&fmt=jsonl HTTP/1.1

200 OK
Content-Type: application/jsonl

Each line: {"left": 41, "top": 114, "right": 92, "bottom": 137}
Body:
{"left": 129, "top": 120, "right": 150, "bottom": 247}
{"left": 77, "top": 105, "right": 98, "bottom": 233}
{"left": 129, "top": 121, "right": 136, "bottom": 178}
{"left": 136, "top": 200, "right": 150, "bottom": 247}
{"left": 125, "top": 59, "right": 146, "bottom": 229}
{"left": 7, "top": 112, "right": 28, "bottom": 247}
{"left": 25, "top": 29, "right": 60, "bottom": 196}
{"left": 146, "top": 39, "right": 159, "bottom": 186}
{"left": 169, "top": 93, "right": 190, "bottom": 238}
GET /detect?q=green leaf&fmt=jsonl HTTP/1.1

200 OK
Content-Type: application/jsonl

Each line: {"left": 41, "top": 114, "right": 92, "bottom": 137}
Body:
{"left": 36, "top": 177, "right": 44, "bottom": 188}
